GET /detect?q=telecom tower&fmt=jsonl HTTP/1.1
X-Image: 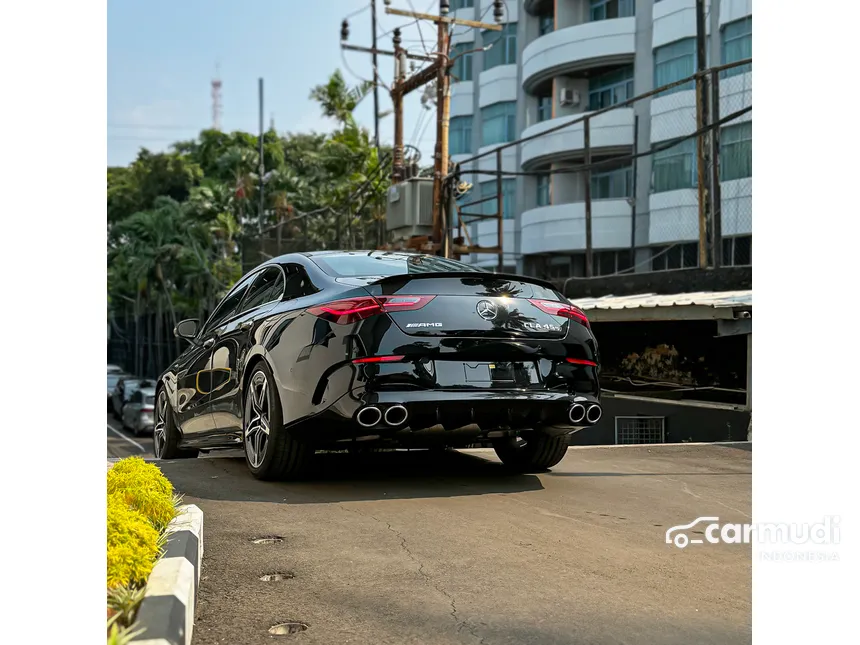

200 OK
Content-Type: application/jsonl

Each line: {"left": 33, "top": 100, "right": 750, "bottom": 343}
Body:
{"left": 211, "top": 64, "right": 222, "bottom": 131}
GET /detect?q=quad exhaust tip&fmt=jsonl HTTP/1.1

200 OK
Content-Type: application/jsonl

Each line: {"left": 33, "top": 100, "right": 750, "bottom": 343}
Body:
{"left": 356, "top": 406, "right": 382, "bottom": 428}
{"left": 586, "top": 404, "right": 602, "bottom": 424}
{"left": 384, "top": 404, "right": 408, "bottom": 427}
{"left": 568, "top": 403, "right": 586, "bottom": 424}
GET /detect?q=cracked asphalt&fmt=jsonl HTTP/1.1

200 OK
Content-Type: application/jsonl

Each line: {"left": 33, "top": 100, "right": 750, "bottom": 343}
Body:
{"left": 156, "top": 443, "right": 752, "bottom": 645}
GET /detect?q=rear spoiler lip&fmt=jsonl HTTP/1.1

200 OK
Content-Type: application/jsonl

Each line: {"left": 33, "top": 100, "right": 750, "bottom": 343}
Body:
{"left": 366, "top": 271, "right": 560, "bottom": 293}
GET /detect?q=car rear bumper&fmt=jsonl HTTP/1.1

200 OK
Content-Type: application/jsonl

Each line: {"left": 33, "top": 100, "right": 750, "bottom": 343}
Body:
{"left": 288, "top": 388, "right": 600, "bottom": 445}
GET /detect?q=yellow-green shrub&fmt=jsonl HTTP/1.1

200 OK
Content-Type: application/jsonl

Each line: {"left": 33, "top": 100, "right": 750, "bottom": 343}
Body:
{"left": 107, "top": 457, "right": 177, "bottom": 531}
{"left": 107, "top": 495, "right": 159, "bottom": 589}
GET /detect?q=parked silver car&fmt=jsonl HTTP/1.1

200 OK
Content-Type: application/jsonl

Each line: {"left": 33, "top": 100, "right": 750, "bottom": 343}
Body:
{"left": 111, "top": 377, "right": 155, "bottom": 419}
{"left": 107, "top": 372, "right": 130, "bottom": 410}
{"left": 121, "top": 387, "right": 156, "bottom": 436}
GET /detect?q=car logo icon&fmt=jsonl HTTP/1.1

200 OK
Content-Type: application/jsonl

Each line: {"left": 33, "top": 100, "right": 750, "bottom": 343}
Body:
{"left": 476, "top": 300, "right": 498, "bottom": 321}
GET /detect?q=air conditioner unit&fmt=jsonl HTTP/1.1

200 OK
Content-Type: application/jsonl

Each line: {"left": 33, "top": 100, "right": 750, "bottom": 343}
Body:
{"left": 559, "top": 88, "right": 580, "bottom": 106}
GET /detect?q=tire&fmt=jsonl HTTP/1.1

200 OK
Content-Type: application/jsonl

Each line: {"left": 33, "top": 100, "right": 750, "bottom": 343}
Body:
{"left": 243, "top": 361, "right": 313, "bottom": 480}
{"left": 153, "top": 389, "right": 198, "bottom": 460}
{"left": 492, "top": 432, "right": 569, "bottom": 473}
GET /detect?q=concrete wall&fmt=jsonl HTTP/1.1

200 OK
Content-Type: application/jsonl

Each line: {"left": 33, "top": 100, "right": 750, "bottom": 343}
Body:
{"left": 569, "top": 395, "right": 751, "bottom": 445}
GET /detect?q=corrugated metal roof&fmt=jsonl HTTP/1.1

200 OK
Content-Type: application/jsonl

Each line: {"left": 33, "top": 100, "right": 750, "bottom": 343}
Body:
{"left": 569, "top": 290, "right": 752, "bottom": 321}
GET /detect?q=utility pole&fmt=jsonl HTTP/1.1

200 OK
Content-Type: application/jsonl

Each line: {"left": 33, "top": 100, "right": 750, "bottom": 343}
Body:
{"left": 258, "top": 77, "right": 265, "bottom": 235}
{"left": 371, "top": 0, "right": 381, "bottom": 151}
{"left": 385, "top": 1, "right": 502, "bottom": 255}
{"left": 340, "top": 1, "right": 503, "bottom": 256}
{"left": 695, "top": 0, "right": 711, "bottom": 269}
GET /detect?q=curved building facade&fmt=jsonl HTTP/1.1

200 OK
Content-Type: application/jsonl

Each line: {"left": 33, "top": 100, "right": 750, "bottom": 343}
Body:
{"left": 449, "top": 0, "right": 752, "bottom": 277}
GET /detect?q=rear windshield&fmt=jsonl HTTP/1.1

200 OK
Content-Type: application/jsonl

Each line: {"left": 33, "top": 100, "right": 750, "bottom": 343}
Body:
{"left": 312, "top": 252, "right": 485, "bottom": 277}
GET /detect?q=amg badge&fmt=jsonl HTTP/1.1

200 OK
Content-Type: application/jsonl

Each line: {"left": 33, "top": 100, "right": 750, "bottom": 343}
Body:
{"left": 406, "top": 322, "right": 443, "bottom": 328}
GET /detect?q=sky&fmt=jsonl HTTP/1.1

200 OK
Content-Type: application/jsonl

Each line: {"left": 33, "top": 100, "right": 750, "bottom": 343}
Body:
{"left": 107, "top": 0, "right": 444, "bottom": 167}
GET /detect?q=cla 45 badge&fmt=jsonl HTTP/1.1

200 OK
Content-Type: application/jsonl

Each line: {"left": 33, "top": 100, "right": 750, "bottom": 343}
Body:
{"left": 523, "top": 322, "right": 562, "bottom": 332}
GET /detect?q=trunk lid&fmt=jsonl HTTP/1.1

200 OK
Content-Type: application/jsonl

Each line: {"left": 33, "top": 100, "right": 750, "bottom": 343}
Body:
{"left": 363, "top": 274, "right": 570, "bottom": 339}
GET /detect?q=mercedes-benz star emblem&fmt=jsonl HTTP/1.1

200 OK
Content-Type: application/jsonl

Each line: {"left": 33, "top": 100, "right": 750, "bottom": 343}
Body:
{"left": 476, "top": 300, "right": 499, "bottom": 321}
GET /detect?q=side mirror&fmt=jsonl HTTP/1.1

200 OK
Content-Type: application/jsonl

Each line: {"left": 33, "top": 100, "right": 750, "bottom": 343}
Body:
{"left": 174, "top": 319, "right": 199, "bottom": 341}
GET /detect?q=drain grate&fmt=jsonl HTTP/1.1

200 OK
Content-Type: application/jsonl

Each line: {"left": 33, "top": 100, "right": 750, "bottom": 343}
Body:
{"left": 260, "top": 572, "right": 294, "bottom": 582}
{"left": 268, "top": 622, "right": 309, "bottom": 636}
{"left": 250, "top": 536, "right": 284, "bottom": 545}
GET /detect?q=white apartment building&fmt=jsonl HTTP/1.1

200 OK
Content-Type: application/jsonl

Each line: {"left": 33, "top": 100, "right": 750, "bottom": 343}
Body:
{"left": 446, "top": 0, "right": 752, "bottom": 279}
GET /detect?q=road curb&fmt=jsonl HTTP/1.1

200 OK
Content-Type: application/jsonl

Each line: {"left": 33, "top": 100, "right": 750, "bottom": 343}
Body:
{"left": 130, "top": 504, "right": 204, "bottom": 645}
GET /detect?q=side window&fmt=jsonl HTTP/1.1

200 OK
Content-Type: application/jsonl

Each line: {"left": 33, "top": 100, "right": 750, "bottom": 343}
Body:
{"left": 202, "top": 273, "right": 256, "bottom": 334}
{"left": 130, "top": 390, "right": 142, "bottom": 404}
{"left": 284, "top": 264, "right": 317, "bottom": 299}
{"left": 239, "top": 266, "right": 285, "bottom": 313}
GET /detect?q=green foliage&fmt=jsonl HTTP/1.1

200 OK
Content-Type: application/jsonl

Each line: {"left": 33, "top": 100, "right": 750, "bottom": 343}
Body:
{"left": 108, "top": 69, "right": 392, "bottom": 354}
{"left": 107, "top": 613, "right": 144, "bottom": 645}
{"left": 106, "top": 495, "right": 160, "bottom": 589}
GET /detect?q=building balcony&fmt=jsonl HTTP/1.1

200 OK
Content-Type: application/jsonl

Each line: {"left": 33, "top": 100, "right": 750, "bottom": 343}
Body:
{"left": 520, "top": 108, "right": 634, "bottom": 170}
{"left": 474, "top": 143, "right": 519, "bottom": 176}
{"left": 450, "top": 80, "right": 475, "bottom": 117}
{"left": 464, "top": 219, "right": 517, "bottom": 267}
{"left": 478, "top": 64, "right": 518, "bottom": 107}
{"left": 653, "top": 0, "right": 711, "bottom": 49}
{"left": 520, "top": 200, "right": 632, "bottom": 255}
{"left": 522, "top": 18, "right": 635, "bottom": 94}
{"left": 648, "top": 179, "right": 752, "bottom": 245}
{"left": 650, "top": 70, "right": 751, "bottom": 143}
{"left": 720, "top": 0, "right": 751, "bottom": 26}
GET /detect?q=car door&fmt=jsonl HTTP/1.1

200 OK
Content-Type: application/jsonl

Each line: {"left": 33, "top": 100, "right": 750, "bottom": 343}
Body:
{"left": 208, "top": 265, "right": 286, "bottom": 436}
{"left": 173, "top": 272, "right": 257, "bottom": 439}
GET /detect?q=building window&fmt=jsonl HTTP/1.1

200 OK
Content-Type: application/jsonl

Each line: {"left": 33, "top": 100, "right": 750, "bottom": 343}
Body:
{"left": 449, "top": 116, "right": 473, "bottom": 156}
{"left": 480, "top": 179, "right": 516, "bottom": 219}
{"left": 588, "top": 65, "right": 634, "bottom": 110}
{"left": 536, "top": 173, "right": 551, "bottom": 206}
{"left": 590, "top": 0, "right": 635, "bottom": 22}
{"left": 652, "top": 138, "right": 695, "bottom": 192}
{"left": 721, "top": 16, "right": 751, "bottom": 78}
{"left": 591, "top": 165, "right": 633, "bottom": 199}
{"left": 654, "top": 38, "right": 696, "bottom": 95}
{"left": 537, "top": 95, "right": 552, "bottom": 122}
{"left": 483, "top": 23, "right": 517, "bottom": 70}
{"left": 594, "top": 249, "right": 633, "bottom": 276}
{"left": 481, "top": 101, "right": 517, "bottom": 145}
{"left": 450, "top": 43, "right": 473, "bottom": 82}
{"left": 722, "top": 235, "right": 752, "bottom": 266}
{"left": 720, "top": 122, "right": 751, "bottom": 181}
{"left": 451, "top": 0, "right": 474, "bottom": 9}
{"left": 650, "top": 242, "right": 699, "bottom": 271}
{"left": 539, "top": 15, "right": 554, "bottom": 36}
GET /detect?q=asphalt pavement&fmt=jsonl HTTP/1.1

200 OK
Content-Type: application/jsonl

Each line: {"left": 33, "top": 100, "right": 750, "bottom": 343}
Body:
{"left": 152, "top": 443, "right": 752, "bottom": 645}
{"left": 106, "top": 411, "right": 154, "bottom": 458}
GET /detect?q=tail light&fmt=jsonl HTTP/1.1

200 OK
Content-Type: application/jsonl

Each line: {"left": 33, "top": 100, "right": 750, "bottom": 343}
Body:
{"left": 566, "top": 358, "right": 597, "bottom": 367}
{"left": 308, "top": 295, "right": 435, "bottom": 325}
{"left": 528, "top": 299, "right": 590, "bottom": 328}
{"left": 352, "top": 355, "right": 405, "bottom": 364}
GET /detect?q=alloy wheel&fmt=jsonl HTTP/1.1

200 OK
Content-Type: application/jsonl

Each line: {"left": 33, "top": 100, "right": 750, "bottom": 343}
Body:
{"left": 245, "top": 371, "right": 271, "bottom": 469}
{"left": 153, "top": 391, "right": 168, "bottom": 458}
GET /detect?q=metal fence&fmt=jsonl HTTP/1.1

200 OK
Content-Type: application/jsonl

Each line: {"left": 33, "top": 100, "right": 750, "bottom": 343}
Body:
{"left": 450, "top": 58, "right": 752, "bottom": 280}
{"left": 108, "top": 315, "right": 186, "bottom": 379}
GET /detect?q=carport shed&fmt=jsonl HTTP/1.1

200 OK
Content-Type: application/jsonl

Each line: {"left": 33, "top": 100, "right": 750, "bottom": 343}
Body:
{"left": 567, "top": 291, "right": 752, "bottom": 445}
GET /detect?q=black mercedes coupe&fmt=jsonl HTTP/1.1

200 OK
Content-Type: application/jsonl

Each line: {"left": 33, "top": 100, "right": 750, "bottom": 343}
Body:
{"left": 154, "top": 251, "right": 601, "bottom": 479}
